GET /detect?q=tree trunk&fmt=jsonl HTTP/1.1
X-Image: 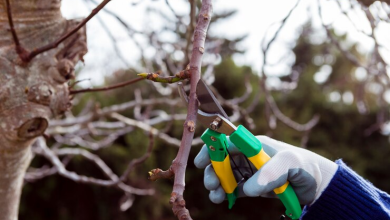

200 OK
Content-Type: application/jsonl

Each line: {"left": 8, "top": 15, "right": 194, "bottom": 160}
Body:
{"left": 0, "top": 1, "right": 87, "bottom": 219}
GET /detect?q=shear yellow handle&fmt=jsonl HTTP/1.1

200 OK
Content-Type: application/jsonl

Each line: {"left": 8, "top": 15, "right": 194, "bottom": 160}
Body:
{"left": 202, "top": 126, "right": 302, "bottom": 219}
{"left": 202, "top": 129, "right": 238, "bottom": 209}
{"left": 230, "top": 125, "right": 302, "bottom": 219}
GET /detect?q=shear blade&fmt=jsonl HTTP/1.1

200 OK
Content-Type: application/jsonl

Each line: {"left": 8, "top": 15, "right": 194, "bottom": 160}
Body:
{"left": 178, "top": 81, "right": 237, "bottom": 134}
{"left": 196, "top": 80, "right": 229, "bottom": 120}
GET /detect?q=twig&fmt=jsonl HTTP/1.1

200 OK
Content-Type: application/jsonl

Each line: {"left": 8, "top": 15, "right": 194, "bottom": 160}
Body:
{"left": 184, "top": 0, "right": 196, "bottom": 65}
{"left": 119, "top": 132, "right": 154, "bottom": 182}
{"left": 259, "top": 0, "right": 319, "bottom": 132}
{"left": 70, "top": 77, "right": 144, "bottom": 94}
{"left": 88, "top": 2, "right": 129, "bottom": 67}
{"left": 89, "top": 0, "right": 141, "bottom": 35}
{"left": 210, "top": 85, "right": 256, "bottom": 129}
{"left": 138, "top": 68, "right": 191, "bottom": 84}
{"left": 18, "top": 0, "right": 113, "bottom": 62}
{"left": 148, "top": 168, "right": 174, "bottom": 181}
{"left": 317, "top": 0, "right": 366, "bottom": 68}
{"left": 34, "top": 137, "right": 153, "bottom": 196}
{"left": 52, "top": 126, "right": 133, "bottom": 150}
{"left": 133, "top": 89, "right": 143, "bottom": 121}
{"left": 110, "top": 112, "right": 182, "bottom": 147}
{"left": 49, "top": 98, "right": 182, "bottom": 127}
{"left": 230, "top": 76, "right": 253, "bottom": 105}
{"left": 262, "top": 0, "right": 300, "bottom": 53}
{"left": 24, "top": 166, "right": 57, "bottom": 182}
{"left": 5, "top": 0, "right": 27, "bottom": 57}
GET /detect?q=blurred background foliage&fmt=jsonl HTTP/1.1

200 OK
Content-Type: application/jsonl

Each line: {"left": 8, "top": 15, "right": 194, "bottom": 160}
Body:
{"left": 19, "top": 3, "right": 389, "bottom": 220}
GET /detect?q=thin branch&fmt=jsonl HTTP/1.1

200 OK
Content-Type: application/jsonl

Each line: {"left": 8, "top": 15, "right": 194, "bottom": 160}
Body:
{"left": 49, "top": 98, "right": 182, "bottom": 127}
{"left": 34, "top": 137, "right": 153, "bottom": 196}
{"left": 21, "top": 0, "right": 113, "bottom": 62}
{"left": 133, "top": 89, "right": 143, "bottom": 121}
{"left": 110, "top": 112, "right": 204, "bottom": 146}
{"left": 24, "top": 166, "right": 57, "bottom": 182}
{"left": 88, "top": 0, "right": 142, "bottom": 35}
{"left": 246, "top": 88, "right": 262, "bottom": 114}
{"left": 148, "top": 168, "right": 174, "bottom": 181}
{"left": 52, "top": 126, "right": 133, "bottom": 150}
{"left": 138, "top": 68, "right": 190, "bottom": 84}
{"left": 184, "top": 0, "right": 196, "bottom": 65}
{"left": 317, "top": 0, "right": 366, "bottom": 68}
{"left": 119, "top": 132, "right": 154, "bottom": 182}
{"left": 262, "top": 0, "right": 300, "bottom": 53}
{"left": 265, "top": 93, "right": 320, "bottom": 131}
{"left": 259, "top": 0, "right": 319, "bottom": 132}
{"left": 230, "top": 76, "right": 253, "bottom": 105}
{"left": 70, "top": 77, "right": 144, "bottom": 94}
{"left": 165, "top": 0, "right": 185, "bottom": 23}
{"left": 110, "top": 113, "right": 182, "bottom": 147}
{"left": 210, "top": 85, "right": 256, "bottom": 129}
{"left": 5, "top": 0, "right": 27, "bottom": 56}
{"left": 91, "top": 5, "right": 129, "bottom": 67}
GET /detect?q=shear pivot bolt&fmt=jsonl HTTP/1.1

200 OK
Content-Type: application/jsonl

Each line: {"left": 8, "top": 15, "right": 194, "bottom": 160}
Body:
{"left": 209, "top": 145, "right": 216, "bottom": 151}
{"left": 210, "top": 136, "right": 216, "bottom": 141}
{"left": 210, "top": 117, "right": 222, "bottom": 131}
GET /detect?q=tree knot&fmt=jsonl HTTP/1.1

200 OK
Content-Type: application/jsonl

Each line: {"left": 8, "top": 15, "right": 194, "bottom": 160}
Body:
{"left": 17, "top": 117, "right": 48, "bottom": 139}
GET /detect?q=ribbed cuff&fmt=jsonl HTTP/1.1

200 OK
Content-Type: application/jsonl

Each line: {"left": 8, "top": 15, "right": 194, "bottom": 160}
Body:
{"left": 301, "top": 159, "right": 390, "bottom": 220}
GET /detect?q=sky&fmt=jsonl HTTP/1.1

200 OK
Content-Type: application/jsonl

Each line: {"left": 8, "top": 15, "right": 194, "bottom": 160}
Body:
{"left": 60, "top": 0, "right": 390, "bottom": 89}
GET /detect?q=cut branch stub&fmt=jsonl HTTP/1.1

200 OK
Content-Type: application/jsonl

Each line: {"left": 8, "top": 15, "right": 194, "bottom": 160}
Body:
{"left": 148, "top": 168, "right": 174, "bottom": 181}
{"left": 17, "top": 117, "right": 48, "bottom": 139}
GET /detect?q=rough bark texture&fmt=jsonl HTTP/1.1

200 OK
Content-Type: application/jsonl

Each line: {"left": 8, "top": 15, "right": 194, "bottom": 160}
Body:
{"left": 0, "top": 1, "right": 87, "bottom": 219}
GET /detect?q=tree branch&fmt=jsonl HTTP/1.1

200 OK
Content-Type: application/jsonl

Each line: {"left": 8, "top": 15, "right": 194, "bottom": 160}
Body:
{"left": 34, "top": 137, "right": 154, "bottom": 196}
{"left": 148, "top": 168, "right": 174, "bottom": 181}
{"left": 119, "top": 132, "right": 154, "bottom": 182}
{"left": 69, "top": 77, "right": 144, "bottom": 94}
{"left": 138, "top": 68, "right": 191, "bottom": 83}
{"left": 167, "top": 1, "right": 213, "bottom": 219}
{"left": 4, "top": 0, "right": 27, "bottom": 57}
{"left": 15, "top": 0, "right": 113, "bottom": 62}
{"left": 110, "top": 112, "right": 183, "bottom": 147}
{"left": 259, "top": 0, "right": 320, "bottom": 133}
{"left": 49, "top": 98, "right": 182, "bottom": 127}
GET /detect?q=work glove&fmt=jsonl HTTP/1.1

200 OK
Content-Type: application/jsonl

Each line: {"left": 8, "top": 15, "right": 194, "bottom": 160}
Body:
{"left": 194, "top": 135, "right": 338, "bottom": 205}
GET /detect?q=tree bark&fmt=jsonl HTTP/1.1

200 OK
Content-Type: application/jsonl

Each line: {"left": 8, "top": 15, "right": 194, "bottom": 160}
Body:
{"left": 169, "top": 1, "right": 212, "bottom": 219}
{"left": 0, "top": 1, "right": 87, "bottom": 219}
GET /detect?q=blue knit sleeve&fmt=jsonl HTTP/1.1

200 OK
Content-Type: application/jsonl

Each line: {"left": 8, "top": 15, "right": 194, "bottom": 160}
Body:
{"left": 300, "top": 160, "right": 390, "bottom": 220}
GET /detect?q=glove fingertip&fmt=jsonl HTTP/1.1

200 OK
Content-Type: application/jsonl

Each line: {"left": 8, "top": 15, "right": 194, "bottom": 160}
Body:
{"left": 204, "top": 165, "right": 220, "bottom": 190}
{"left": 209, "top": 187, "right": 225, "bottom": 204}
{"left": 243, "top": 179, "right": 263, "bottom": 197}
{"left": 194, "top": 145, "right": 211, "bottom": 168}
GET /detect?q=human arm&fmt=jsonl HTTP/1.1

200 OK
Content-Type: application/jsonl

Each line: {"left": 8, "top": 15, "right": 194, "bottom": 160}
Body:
{"left": 301, "top": 159, "right": 390, "bottom": 219}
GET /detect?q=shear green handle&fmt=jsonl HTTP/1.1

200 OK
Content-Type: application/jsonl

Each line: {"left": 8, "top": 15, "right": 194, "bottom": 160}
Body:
{"left": 230, "top": 125, "right": 302, "bottom": 220}
{"left": 201, "top": 129, "right": 238, "bottom": 209}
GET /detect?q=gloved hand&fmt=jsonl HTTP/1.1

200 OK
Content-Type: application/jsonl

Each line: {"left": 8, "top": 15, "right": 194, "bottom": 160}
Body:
{"left": 194, "top": 135, "right": 338, "bottom": 205}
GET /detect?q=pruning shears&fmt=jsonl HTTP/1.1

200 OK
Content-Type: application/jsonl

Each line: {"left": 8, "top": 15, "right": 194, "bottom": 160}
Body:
{"left": 179, "top": 80, "right": 302, "bottom": 219}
